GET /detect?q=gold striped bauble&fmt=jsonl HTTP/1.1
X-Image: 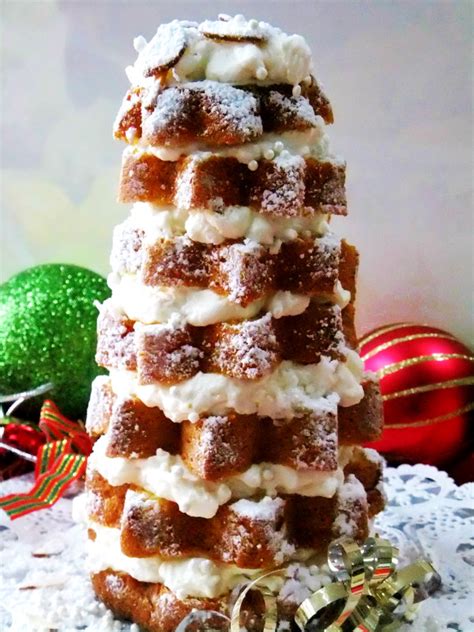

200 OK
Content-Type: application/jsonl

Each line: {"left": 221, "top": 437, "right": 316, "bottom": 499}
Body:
{"left": 360, "top": 323, "right": 474, "bottom": 465}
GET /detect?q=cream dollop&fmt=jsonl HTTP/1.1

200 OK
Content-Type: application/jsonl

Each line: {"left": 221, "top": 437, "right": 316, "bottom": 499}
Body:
{"left": 127, "top": 15, "right": 313, "bottom": 88}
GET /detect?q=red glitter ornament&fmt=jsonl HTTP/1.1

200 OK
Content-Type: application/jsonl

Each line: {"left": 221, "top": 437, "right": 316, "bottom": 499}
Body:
{"left": 360, "top": 323, "right": 474, "bottom": 466}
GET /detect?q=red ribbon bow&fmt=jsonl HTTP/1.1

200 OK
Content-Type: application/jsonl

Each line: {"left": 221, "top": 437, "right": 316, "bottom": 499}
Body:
{"left": 0, "top": 400, "right": 91, "bottom": 519}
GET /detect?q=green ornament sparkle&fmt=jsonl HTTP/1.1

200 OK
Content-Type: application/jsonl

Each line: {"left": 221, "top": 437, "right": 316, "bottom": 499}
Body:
{"left": 0, "top": 264, "right": 110, "bottom": 419}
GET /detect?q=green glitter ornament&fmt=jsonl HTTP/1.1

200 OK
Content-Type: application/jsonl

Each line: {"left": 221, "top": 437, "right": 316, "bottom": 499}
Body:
{"left": 0, "top": 264, "right": 110, "bottom": 419}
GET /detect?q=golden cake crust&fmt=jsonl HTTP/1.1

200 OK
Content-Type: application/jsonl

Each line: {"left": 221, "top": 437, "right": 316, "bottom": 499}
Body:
{"left": 119, "top": 151, "right": 346, "bottom": 216}
{"left": 114, "top": 76, "right": 333, "bottom": 147}
{"left": 91, "top": 570, "right": 228, "bottom": 632}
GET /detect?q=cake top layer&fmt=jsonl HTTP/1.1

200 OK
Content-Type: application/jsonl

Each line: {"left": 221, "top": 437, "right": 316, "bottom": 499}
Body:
{"left": 126, "top": 14, "right": 313, "bottom": 88}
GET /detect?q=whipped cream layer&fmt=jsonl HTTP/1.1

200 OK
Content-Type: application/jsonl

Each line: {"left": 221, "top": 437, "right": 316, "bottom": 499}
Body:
{"left": 88, "top": 523, "right": 269, "bottom": 599}
{"left": 109, "top": 350, "right": 364, "bottom": 423}
{"left": 89, "top": 435, "right": 353, "bottom": 518}
{"left": 138, "top": 127, "right": 331, "bottom": 163}
{"left": 108, "top": 274, "right": 319, "bottom": 326}
{"left": 80, "top": 498, "right": 332, "bottom": 601}
{"left": 88, "top": 523, "right": 329, "bottom": 600}
{"left": 128, "top": 15, "right": 313, "bottom": 88}
{"left": 107, "top": 275, "right": 350, "bottom": 327}
{"left": 116, "top": 201, "right": 329, "bottom": 248}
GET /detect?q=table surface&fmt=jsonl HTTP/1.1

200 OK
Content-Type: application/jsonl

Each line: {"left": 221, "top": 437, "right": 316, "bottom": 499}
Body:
{"left": 0, "top": 464, "right": 473, "bottom": 631}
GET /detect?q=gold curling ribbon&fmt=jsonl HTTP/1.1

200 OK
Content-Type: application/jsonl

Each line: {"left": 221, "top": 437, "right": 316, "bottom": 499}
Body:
{"left": 293, "top": 536, "right": 438, "bottom": 631}
{"left": 224, "top": 537, "right": 437, "bottom": 632}
{"left": 230, "top": 568, "right": 283, "bottom": 632}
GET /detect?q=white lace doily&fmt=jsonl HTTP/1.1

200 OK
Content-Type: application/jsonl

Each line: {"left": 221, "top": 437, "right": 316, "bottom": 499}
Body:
{"left": 0, "top": 465, "right": 472, "bottom": 631}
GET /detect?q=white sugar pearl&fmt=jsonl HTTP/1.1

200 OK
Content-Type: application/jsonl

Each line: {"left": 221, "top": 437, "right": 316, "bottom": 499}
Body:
{"left": 133, "top": 35, "right": 147, "bottom": 52}
{"left": 303, "top": 75, "right": 312, "bottom": 86}
{"left": 292, "top": 84, "right": 302, "bottom": 97}
{"left": 274, "top": 141, "right": 284, "bottom": 152}
{"left": 256, "top": 66, "right": 268, "bottom": 80}
{"left": 263, "top": 148, "right": 275, "bottom": 160}
{"left": 249, "top": 18, "right": 258, "bottom": 28}
{"left": 263, "top": 469, "right": 274, "bottom": 481}
{"left": 248, "top": 160, "right": 259, "bottom": 171}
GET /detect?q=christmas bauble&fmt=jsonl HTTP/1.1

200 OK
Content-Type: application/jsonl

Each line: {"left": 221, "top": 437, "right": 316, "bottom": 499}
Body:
{"left": 1, "top": 421, "right": 45, "bottom": 456}
{"left": 0, "top": 264, "right": 110, "bottom": 419}
{"left": 360, "top": 323, "right": 474, "bottom": 465}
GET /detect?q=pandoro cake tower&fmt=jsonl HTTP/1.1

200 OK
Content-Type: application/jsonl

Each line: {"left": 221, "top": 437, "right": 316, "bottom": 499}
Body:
{"left": 85, "top": 14, "right": 385, "bottom": 631}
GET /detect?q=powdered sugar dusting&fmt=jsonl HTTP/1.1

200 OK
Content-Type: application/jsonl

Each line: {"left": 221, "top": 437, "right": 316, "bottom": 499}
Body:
{"left": 260, "top": 153, "right": 305, "bottom": 216}
{"left": 333, "top": 474, "right": 368, "bottom": 537}
{"left": 267, "top": 90, "right": 318, "bottom": 128}
{"left": 199, "top": 15, "right": 266, "bottom": 42}
{"left": 209, "top": 313, "right": 279, "bottom": 379}
{"left": 134, "top": 20, "right": 188, "bottom": 77}
{"left": 201, "top": 81, "right": 262, "bottom": 138}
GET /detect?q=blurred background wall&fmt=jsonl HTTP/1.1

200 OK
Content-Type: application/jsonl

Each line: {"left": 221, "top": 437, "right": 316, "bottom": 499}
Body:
{"left": 1, "top": 0, "right": 472, "bottom": 343}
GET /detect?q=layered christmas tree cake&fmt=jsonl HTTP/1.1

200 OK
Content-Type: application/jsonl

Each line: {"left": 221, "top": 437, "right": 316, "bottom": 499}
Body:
{"left": 85, "top": 14, "right": 385, "bottom": 631}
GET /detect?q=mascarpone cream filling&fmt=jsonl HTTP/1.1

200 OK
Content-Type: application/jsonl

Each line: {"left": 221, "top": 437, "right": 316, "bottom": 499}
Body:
{"left": 108, "top": 350, "right": 364, "bottom": 423}
{"left": 138, "top": 128, "right": 331, "bottom": 163}
{"left": 107, "top": 274, "right": 349, "bottom": 327}
{"left": 108, "top": 273, "right": 318, "bottom": 326}
{"left": 88, "top": 522, "right": 272, "bottom": 599}
{"left": 89, "top": 435, "right": 353, "bottom": 518}
{"left": 121, "top": 201, "right": 330, "bottom": 247}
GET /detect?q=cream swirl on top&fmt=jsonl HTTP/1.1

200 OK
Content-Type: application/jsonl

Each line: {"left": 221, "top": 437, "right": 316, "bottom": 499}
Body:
{"left": 127, "top": 15, "right": 313, "bottom": 88}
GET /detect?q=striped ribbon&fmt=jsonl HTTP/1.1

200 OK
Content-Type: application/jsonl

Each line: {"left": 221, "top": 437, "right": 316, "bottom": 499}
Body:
{"left": 39, "top": 400, "right": 92, "bottom": 456}
{"left": 0, "top": 400, "right": 90, "bottom": 519}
